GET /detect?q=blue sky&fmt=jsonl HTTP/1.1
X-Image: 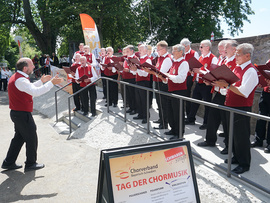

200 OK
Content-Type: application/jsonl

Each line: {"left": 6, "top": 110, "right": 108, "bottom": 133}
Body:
{"left": 221, "top": 0, "right": 270, "bottom": 38}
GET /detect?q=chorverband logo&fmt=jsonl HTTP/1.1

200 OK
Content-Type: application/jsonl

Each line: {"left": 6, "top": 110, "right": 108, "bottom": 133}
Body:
{"left": 164, "top": 147, "right": 185, "bottom": 162}
{"left": 115, "top": 170, "right": 129, "bottom": 179}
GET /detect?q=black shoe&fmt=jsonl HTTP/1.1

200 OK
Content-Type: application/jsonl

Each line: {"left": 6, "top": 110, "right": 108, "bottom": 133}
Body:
{"left": 126, "top": 109, "right": 132, "bottom": 113}
{"left": 113, "top": 104, "right": 117, "bottom": 107}
{"left": 91, "top": 113, "right": 96, "bottom": 117}
{"left": 250, "top": 141, "right": 263, "bottom": 148}
{"left": 83, "top": 112, "right": 88, "bottom": 116}
{"left": 197, "top": 141, "right": 215, "bottom": 147}
{"left": 199, "top": 124, "right": 207, "bottom": 130}
{"left": 232, "top": 165, "right": 249, "bottom": 174}
{"left": 154, "top": 124, "right": 168, "bottom": 129}
{"left": 105, "top": 104, "right": 112, "bottom": 107}
{"left": 220, "top": 147, "right": 228, "bottom": 155}
{"left": 218, "top": 132, "right": 225, "bottom": 137}
{"left": 169, "top": 135, "right": 178, "bottom": 140}
{"left": 25, "top": 163, "right": 45, "bottom": 171}
{"left": 73, "top": 108, "right": 80, "bottom": 111}
{"left": 164, "top": 130, "right": 175, "bottom": 135}
{"left": 224, "top": 157, "right": 238, "bottom": 164}
{"left": 129, "top": 110, "right": 136, "bottom": 115}
{"left": 264, "top": 145, "right": 270, "bottom": 153}
{"left": 185, "top": 120, "right": 195, "bottom": 125}
{"left": 153, "top": 119, "right": 161, "bottom": 124}
{"left": 1, "top": 162, "right": 22, "bottom": 170}
{"left": 142, "top": 119, "right": 147, "bottom": 124}
{"left": 133, "top": 116, "right": 143, "bottom": 120}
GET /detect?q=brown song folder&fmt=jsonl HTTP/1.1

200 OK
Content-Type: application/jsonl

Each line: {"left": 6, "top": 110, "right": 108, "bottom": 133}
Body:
{"left": 141, "top": 62, "right": 168, "bottom": 78}
{"left": 77, "top": 74, "right": 88, "bottom": 82}
{"left": 255, "top": 63, "right": 270, "bottom": 87}
{"left": 202, "top": 64, "right": 240, "bottom": 84}
{"left": 187, "top": 57, "right": 203, "bottom": 70}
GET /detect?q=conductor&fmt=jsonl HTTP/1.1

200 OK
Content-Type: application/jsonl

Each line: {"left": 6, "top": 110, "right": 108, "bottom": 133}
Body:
{"left": 1, "top": 57, "right": 63, "bottom": 171}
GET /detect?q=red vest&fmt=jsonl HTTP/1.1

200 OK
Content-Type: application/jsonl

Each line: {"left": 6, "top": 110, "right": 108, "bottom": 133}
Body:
{"left": 153, "top": 54, "right": 172, "bottom": 82}
{"left": 225, "top": 63, "right": 257, "bottom": 107}
{"left": 76, "top": 51, "right": 85, "bottom": 56}
{"left": 195, "top": 53, "right": 216, "bottom": 83}
{"left": 122, "top": 56, "right": 136, "bottom": 80}
{"left": 218, "top": 55, "right": 226, "bottom": 65}
{"left": 77, "top": 65, "right": 94, "bottom": 87}
{"left": 71, "top": 63, "right": 80, "bottom": 83}
{"left": 136, "top": 56, "right": 150, "bottom": 82}
{"left": 85, "top": 53, "right": 93, "bottom": 64}
{"left": 226, "top": 58, "right": 237, "bottom": 71}
{"left": 168, "top": 59, "right": 187, "bottom": 92}
{"left": 8, "top": 72, "right": 33, "bottom": 112}
{"left": 103, "top": 56, "right": 118, "bottom": 76}
{"left": 263, "top": 59, "right": 270, "bottom": 92}
{"left": 184, "top": 49, "right": 196, "bottom": 77}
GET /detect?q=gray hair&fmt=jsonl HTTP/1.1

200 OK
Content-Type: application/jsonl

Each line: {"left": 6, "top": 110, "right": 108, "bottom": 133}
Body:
{"left": 126, "top": 45, "right": 135, "bottom": 52}
{"left": 180, "top": 38, "right": 191, "bottom": 46}
{"left": 106, "top": 47, "right": 114, "bottom": 52}
{"left": 237, "top": 43, "right": 254, "bottom": 58}
{"left": 201, "top": 39, "right": 212, "bottom": 49}
{"left": 173, "top": 44, "right": 185, "bottom": 56}
{"left": 218, "top": 40, "right": 227, "bottom": 47}
{"left": 139, "top": 44, "right": 148, "bottom": 50}
{"left": 226, "top": 40, "right": 238, "bottom": 48}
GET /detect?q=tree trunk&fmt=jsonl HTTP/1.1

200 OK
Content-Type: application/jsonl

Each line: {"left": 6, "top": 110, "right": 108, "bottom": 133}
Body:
{"left": 22, "top": 0, "right": 56, "bottom": 54}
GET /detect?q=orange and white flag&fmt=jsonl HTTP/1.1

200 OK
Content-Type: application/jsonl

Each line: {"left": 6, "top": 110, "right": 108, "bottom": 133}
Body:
{"left": 79, "top": 13, "right": 101, "bottom": 59}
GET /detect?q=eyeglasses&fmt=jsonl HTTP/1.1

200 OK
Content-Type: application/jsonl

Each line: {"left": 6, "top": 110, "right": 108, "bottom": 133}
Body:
{"left": 200, "top": 46, "right": 206, "bottom": 49}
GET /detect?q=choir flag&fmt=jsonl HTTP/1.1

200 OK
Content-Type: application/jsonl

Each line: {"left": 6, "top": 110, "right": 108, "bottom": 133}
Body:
{"left": 79, "top": 13, "right": 101, "bottom": 59}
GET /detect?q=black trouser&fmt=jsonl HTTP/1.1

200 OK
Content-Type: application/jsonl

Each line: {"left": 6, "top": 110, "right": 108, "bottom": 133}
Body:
{"left": 0, "top": 78, "right": 7, "bottom": 91}
{"left": 205, "top": 92, "right": 227, "bottom": 145}
{"left": 72, "top": 82, "right": 81, "bottom": 110}
{"left": 123, "top": 78, "right": 136, "bottom": 111}
{"left": 187, "top": 82, "right": 212, "bottom": 124}
{"left": 225, "top": 106, "right": 251, "bottom": 168}
{"left": 168, "top": 89, "right": 187, "bottom": 137}
{"left": 4, "top": 111, "right": 38, "bottom": 166}
{"left": 80, "top": 85, "right": 97, "bottom": 114}
{"left": 101, "top": 72, "right": 107, "bottom": 98}
{"left": 136, "top": 80, "right": 150, "bottom": 119}
{"left": 185, "top": 75, "right": 194, "bottom": 117}
{"left": 155, "top": 81, "right": 168, "bottom": 125}
{"left": 106, "top": 74, "right": 118, "bottom": 105}
{"left": 255, "top": 91, "right": 270, "bottom": 145}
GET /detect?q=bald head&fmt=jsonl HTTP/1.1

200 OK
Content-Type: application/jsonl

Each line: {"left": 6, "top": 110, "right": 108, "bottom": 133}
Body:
{"left": 16, "top": 58, "right": 35, "bottom": 75}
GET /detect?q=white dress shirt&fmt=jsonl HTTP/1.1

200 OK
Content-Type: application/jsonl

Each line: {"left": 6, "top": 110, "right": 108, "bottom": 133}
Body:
{"left": 159, "top": 52, "right": 173, "bottom": 74}
{"left": 235, "top": 60, "right": 258, "bottom": 98}
{"left": 137, "top": 54, "right": 151, "bottom": 77}
{"left": 15, "top": 70, "right": 54, "bottom": 97}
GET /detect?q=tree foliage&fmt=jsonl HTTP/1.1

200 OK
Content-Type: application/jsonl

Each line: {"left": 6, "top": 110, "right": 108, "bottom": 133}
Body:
{"left": 136, "top": 0, "right": 254, "bottom": 44}
{"left": 0, "top": 0, "right": 253, "bottom": 55}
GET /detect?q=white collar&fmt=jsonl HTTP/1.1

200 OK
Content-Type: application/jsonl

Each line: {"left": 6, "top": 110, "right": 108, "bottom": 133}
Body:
{"left": 225, "top": 55, "right": 235, "bottom": 63}
{"left": 174, "top": 57, "right": 184, "bottom": 62}
{"left": 17, "top": 70, "right": 29, "bottom": 78}
{"left": 202, "top": 52, "right": 211, "bottom": 58}
{"left": 140, "top": 54, "right": 148, "bottom": 59}
{"left": 239, "top": 60, "right": 252, "bottom": 69}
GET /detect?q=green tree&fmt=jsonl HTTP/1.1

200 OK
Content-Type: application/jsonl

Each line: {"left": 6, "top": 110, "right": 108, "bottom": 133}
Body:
{"left": 0, "top": 0, "right": 253, "bottom": 54}
{"left": 136, "top": 0, "right": 254, "bottom": 44}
